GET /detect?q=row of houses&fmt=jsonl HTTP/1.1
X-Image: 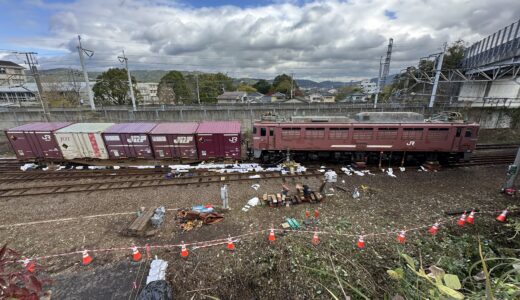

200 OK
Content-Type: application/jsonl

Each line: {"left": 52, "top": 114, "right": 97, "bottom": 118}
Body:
{"left": 216, "top": 91, "right": 336, "bottom": 104}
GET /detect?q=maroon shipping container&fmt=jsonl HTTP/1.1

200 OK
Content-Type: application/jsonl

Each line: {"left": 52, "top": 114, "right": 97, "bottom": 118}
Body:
{"left": 196, "top": 121, "right": 241, "bottom": 159}
{"left": 5, "top": 122, "right": 73, "bottom": 160}
{"left": 102, "top": 123, "right": 157, "bottom": 159}
{"left": 149, "top": 122, "right": 199, "bottom": 160}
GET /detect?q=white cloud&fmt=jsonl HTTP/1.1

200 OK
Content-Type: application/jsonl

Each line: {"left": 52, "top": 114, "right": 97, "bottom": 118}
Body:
{"left": 7, "top": 0, "right": 520, "bottom": 81}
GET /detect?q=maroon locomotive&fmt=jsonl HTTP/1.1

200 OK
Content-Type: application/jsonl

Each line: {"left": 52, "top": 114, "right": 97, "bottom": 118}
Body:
{"left": 252, "top": 113, "right": 479, "bottom": 164}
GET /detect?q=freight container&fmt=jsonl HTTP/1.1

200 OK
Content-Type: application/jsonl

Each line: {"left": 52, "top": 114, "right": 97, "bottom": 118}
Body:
{"left": 149, "top": 122, "right": 199, "bottom": 160}
{"left": 196, "top": 121, "right": 241, "bottom": 159}
{"left": 102, "top": 123, "right": 157, "bottom": 159}
{"left": 5, "top": 122, "right": 73, "bottom": 160}
{"left": 54, "top": 123, "right": 115, "bottom": 160}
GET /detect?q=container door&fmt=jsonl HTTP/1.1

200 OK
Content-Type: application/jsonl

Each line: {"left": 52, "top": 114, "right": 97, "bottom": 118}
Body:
{"left": 223, "top": 134, "right": 240, "bottom": 158}
{"left": 56, "top": 132, "right": 77, "bottom": 159}
{"left": 197, "top": 134, "right": 217, "bottom": 159}
{"left": 152, "top": 135, "right": 171, "bottom": 159}
{"left": 6, "top": 132, "right": 36, "bottom": 159}
{"left": 104, "top": 134, "right": 125, "bottom": 159}
{"left": 173, "top": 134, "right": 197, "bottom": 159}
{"left": 35, "top": 132, "right": 62, "bottom": 159}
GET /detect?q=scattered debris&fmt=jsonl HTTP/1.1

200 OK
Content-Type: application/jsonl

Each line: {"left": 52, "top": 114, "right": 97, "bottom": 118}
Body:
{"left": 176, "top": 209, "right": 224, "bottom": 231}
{"left": 386, "top": 168, "right": 397, "bottom": 178}
{"left": 251, "top": 184, "right": 260, "bottom": 190}
{"left": 399, "top": 167, "right": 405, "bottom": 172}
{"left": 150, "top": 207, "right": 166, "bottom": 227}
{"left": 20, "top": 163, "right": 37, "bottom": 171}
{"left": 122, "top": 207, "right": 161, "bottom": 237}
{"left": 352, "top": 188, "right": 360, "bottom": 199}
{"left": 248, "top": 175, "right": 261, "bottom": 179}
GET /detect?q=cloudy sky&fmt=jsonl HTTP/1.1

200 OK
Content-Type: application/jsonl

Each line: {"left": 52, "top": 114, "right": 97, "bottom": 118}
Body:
{"left": 0, "top": 0, "right": 518, "bottom": 81}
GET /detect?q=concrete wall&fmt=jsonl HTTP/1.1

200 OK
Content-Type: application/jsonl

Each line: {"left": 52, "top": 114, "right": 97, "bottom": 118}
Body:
{"left": 0, "top": 104, "right": 431, "bottom": 132}
{"left": 0, "top": 104, "right": 515, "bottom": 132}
{"left": 459, "top": 77, "right": 520, "bottom": 101}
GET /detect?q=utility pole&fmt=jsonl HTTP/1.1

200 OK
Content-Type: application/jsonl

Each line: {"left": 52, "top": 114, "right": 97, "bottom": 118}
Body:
{"left": 429, "top": 43, "right": 447, "bottom": 108}
{"left": 118, "top": 50, "right": 137, "bottom": 111}
{"left": 22, "top": 52, "right": 49, "bottom": 118}
{"left": 77, "top": 35, "right": 95, "bottom": 110}
{"left": 196, "top": 74, "right": 200, "bottom": 104}
{"left": 290, "top": 73, "right": 294, "bottom": 99}
{"left": 502, "top": 146, "right": 520, "bottom": 194}
{"left": 374, "top": 56, "right": 383, "bottom": 108}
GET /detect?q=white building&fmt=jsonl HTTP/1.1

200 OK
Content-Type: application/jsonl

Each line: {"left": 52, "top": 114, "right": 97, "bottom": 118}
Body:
{"left": 0, "top": 60, "right": 26, "bottom": 87}
{"left": 137, "top": 82, "right": 159, "bottom": 105}
{"left": 360, "top": 79, "right": 378, "bottom": 94}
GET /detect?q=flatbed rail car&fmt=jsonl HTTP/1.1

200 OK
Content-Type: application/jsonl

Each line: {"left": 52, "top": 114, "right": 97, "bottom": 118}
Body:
{"left": 252, "top": 121, "right": 480, "bottom": 164}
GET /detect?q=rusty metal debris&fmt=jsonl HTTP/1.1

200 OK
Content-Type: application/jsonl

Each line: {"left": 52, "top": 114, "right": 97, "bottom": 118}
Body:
{"left": 176, "top": 209, "right": 224, "bottom": 231}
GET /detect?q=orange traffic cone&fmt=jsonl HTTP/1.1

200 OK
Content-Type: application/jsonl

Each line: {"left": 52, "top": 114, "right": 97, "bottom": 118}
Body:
{"left": 305, "top": 209, "right": 310, "bottom": 219}
{"left": 457, "top": 212, "right": 466, "bottom": 227}
{"left": 357, "top": 235, "right": 365, "bottom": 249}
{"left": 397, "top": 230, "right": 406, "bottom": 244}
{"left": 311, "top": 231, "right": 320, "bottom": 245}
{"left": 227, "top": 236, "right": 235, "bottom": 251}
{"left": 467, "top": 210, "right": 475, "bottom": 224}
{"left": 180, "top": 242, "right": 189, "bottom": 258}
{"left": 428, "top": 222, "right": 440, "bottom": 235}
{"left": 314, "top": 209, "right": 319, "bottom": 219}
{"left": 82, "top": 250, "right": 93, "bottom": 265}
{"left": 496, "top": 210, "right": 508, "bottom": 222}
{"left": 268, "top": 228, "right": 276, "bottom": 242}
{"left": 22, "top": 258, "right": 35, "bottom": 273}
{"left": 131, "top": 245, "right": 142, "bottom": 262}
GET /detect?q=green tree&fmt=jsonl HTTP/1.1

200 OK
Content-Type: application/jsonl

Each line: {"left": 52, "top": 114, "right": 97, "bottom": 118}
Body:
{"left": 157, "top": 71, "right": 192, "bottom": 104}
{"left": 443, "top": 40, "right": 466, "bottom": 70}
{"left": 194, "top": 72, "right": 234, "bottom": 104}
{"left": 253, "top": 79, "right": 271, "bottom": 94}
{"left": 92, "top": 68, "right": 140, "bottom": 106}
{"left": 237, "top": 84, "right": 257, "bottom": 92}
{"left": 271, "top": 74, "right": 298, "bottom": 97}
{"left": 336, "top": 85, "right": 362, "bottom": 101}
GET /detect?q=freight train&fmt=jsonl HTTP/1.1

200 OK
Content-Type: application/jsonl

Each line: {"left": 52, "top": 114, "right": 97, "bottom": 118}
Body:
{"left": 4, "top": 113, "right": 480, "bottom": 165}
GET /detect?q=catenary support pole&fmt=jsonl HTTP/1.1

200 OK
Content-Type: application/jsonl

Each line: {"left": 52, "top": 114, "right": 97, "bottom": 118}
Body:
{"left": 77, "top": 35, "right": 96, "bottom": 110}
{"left": 429, "top": 43, "right": 447, "bottom": 108}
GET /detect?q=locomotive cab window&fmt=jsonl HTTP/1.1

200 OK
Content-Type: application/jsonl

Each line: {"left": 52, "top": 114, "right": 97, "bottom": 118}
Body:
{"left": 465, "top": 128, "right": 473, "bottom": 137}
{"left": 456, "top": 127, "right": 461, "bottom": 137}
{"left": 253, "top": 127, "right": 257, "bottom": 135}
{"left": 260, "top": 128, "right": 266, "bottom": 136}
{"left": 270, "top": 128, "right": 274, "bottom": 136}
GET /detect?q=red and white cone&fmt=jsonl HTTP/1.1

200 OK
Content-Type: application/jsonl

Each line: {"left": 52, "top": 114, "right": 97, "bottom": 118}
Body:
{"left": 311, "top": 231, "right": 320, "bottom": 245}
{"left": 314, "top": 209, "right": 319, "bottom": 219}
{"left": 496, "top": 210, "right": 508, "bottom": 222}
{"left": 397, "top": 230, "right": 406, "bottom": 244}
{"left": 305, "top": 209, "right": 310, "bottom": 219}
{"left": 180, "top": 242, "right": 189, "bottom": 258}
{"left": 131, "top": 245, "right": 142, "bottom": 262}
{"left": 357, "top": 235, "right": 365, "bottom": 249}
{"left": 457, "top": 212, "right": 466, "bottom": 227}
{"left": 268, "top": 228, "right": 276, "bottom": 242}
{"left": 227, "top": 236, "right": 235, "bottom": 251}
{"left": 22, "top": 257, "right": 35, "bottom": 273}
{"left": 467, "top": 210, "right": 475, "bottom": 224}
{"left": 82, "top": 250, "right": 93, "bottom": 265}
{"left": 428, "top": 222, "right": 440, "bottom": 235}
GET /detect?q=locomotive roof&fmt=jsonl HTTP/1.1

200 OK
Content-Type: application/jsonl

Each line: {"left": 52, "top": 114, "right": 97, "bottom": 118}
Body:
{"left": 253, "top": 121, "right": 478, "bottom": 126}
{"left": 150, "top": 122, "right": 199, "bottom": 134}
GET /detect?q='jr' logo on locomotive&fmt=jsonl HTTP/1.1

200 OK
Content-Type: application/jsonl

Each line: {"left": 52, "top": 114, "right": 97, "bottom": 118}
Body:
{"left": 406, "top": 140, "right": 416, "bottom": 146}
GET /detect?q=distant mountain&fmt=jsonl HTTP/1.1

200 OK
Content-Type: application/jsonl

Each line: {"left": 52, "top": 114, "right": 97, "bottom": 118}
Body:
{"left": 36, "top": 68, "right": 397, "bottom": 87}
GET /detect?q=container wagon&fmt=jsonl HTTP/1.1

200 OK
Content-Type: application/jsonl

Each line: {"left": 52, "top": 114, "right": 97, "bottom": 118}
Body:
{"left": 149, "top": 122, "right": 199, "bottom": 160}
{"left": 102, "top": 123, "right": 157, "bottom": 159}
{"left": 5, "top": 122, "right": 73, "bottom": 160}
{"left": 196, "top": 121, "right": 241, "bottom": 159}
{"left": 54, "top": 123, "right": 115, "bottom": 160}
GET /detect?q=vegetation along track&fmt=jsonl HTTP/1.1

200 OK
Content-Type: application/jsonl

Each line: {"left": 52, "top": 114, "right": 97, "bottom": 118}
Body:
{"left": 0, "top": 170, "right": 324, "bottom": 198}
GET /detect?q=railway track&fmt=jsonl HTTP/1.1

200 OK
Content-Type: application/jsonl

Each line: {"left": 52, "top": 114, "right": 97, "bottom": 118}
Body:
{"left": 0, "top": 170, "right": 323, "bottom": 198}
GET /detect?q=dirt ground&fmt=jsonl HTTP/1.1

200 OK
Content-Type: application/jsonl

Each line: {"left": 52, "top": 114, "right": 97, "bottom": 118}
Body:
{"left": 0, "top": 164, "right": 518, "bottom": 299}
